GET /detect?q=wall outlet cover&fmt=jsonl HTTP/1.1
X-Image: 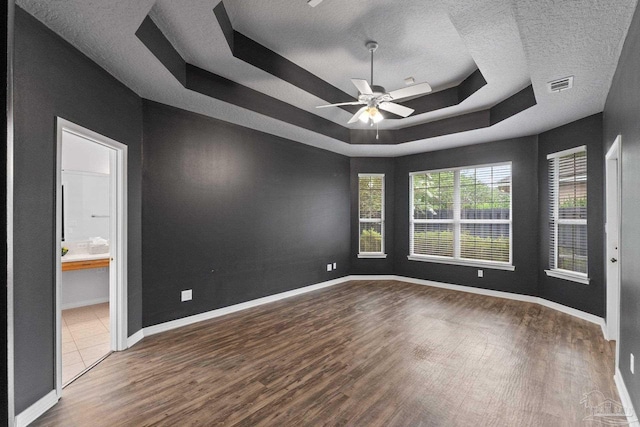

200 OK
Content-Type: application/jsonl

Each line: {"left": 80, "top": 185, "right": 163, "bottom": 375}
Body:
{"left": 333, "top": 262, "right": 337, "bottom": 269}
{"left": 327, "top": 264, "right": 332, "bottom": 272}
{"left": 181, "top": 289, "right": 193, "bottom": 302}
{"left": 478, "top": 270, "right": 483, "bottom": 278}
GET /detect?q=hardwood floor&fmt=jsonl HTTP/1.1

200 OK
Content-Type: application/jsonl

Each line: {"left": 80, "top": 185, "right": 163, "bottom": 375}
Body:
{"left": 33, "top": 280, "right": 618, "bottom": 426}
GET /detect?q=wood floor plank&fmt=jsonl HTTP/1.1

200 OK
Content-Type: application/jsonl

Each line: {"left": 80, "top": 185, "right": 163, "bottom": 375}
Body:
{"left": 33, "top": 280, "right": 619, "bottom": 426}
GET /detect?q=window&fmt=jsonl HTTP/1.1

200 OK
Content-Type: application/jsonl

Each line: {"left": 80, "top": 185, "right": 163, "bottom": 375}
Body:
{"left": 546, "top": 146, "right": 588, "bottom": 284}
{"left": 358, "top": 174, "right": 386, "bottom": 258}
{"left": 409, "top": 163, "right": 513, "bottom": 270}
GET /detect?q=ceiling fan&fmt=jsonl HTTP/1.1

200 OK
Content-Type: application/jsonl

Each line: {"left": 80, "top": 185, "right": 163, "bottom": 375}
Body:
{"left": 316, "top": 41, "right": 432, "bottom": 126}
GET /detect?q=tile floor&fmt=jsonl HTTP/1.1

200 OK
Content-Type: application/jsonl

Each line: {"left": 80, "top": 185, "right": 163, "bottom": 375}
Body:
{"left": 62, "top": 302, "right": 111, "bottom": 385}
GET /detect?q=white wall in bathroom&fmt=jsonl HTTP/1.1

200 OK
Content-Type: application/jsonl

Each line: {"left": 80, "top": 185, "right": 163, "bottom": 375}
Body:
{"left": 61, "top": 268, "right": 109, "bottom": 310}
{"left": 62, "top": 130, "right": 110, "bottom": 174}
{"left": 62, "top": 171, "right": 110, "bottom": 242}
{"left": 61, "top": 130, "right": 112, "bottom": 309}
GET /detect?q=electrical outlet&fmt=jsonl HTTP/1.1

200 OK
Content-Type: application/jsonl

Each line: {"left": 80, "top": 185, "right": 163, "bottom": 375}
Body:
{"left": 181, "top": 289, "right": 192, "bottom": 302}
{"left": 327, "top": 264, "right": 332, "bottom": 272}
{"left": 631, "top": 353, "right": 635, "bottom": 374}
{"left": 333, "top": 262, "right": 337, "bottom": 269}
{"left": 478, "top": 269, "right": 483, "bottom": 278}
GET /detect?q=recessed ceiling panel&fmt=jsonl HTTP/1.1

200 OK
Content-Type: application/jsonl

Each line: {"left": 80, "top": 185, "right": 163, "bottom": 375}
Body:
{"left": 224, "top": 0, "right": 477, "bottom": 94}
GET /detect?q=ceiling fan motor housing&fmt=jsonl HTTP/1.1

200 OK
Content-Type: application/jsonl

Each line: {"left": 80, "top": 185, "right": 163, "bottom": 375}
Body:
{"left": 371, "top": 85, "right": 386, "bottom": 95}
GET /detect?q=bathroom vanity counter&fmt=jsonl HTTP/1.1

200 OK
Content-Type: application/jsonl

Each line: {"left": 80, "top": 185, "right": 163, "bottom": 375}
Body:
{"left": 62, "top": 253, "right": 110, "bottom": 271}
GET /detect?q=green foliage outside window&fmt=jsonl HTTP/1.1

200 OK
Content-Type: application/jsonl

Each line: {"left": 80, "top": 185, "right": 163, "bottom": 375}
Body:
{"left": 360, "top": 228, "right": 382, "bottom": 253}
{"left": 560, "top": 197, "right": 587, "bottom": 208}
{"left": 413, "top": 172, "right": 511, "bottom": 214}
{"left": 412, "top": 230, "right": 510, "bottom": 263}
{"left": 359, "top": 176, "right": 383, "bottom": 219}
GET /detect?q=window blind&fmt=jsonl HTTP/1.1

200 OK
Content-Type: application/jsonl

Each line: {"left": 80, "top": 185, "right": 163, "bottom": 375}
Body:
{"left": 359, "top": 174, "right": 384, "bottom": 254}
{"left": 548, "top": 147, "right": 587, "bottom": 275}
{"left": 410, "top": 163, "right": 512, "bottom": 265}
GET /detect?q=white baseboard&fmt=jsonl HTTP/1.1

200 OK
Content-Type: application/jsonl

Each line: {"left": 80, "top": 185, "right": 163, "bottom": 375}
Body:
{"left": 615, "top": 368, "right": 640, "bottom": 426}
{"left": 350, "top": 274, "right": 398, "bottom": 281}
{"left": 126, "top": 329, "right": 144, "bottom": 348}
{"left": 135, "top": 274, "right": 605, "bottom": 344}
{"left": 139, "top": 276, "right": 351, "bottom": 339}
{"left": 349, "top": 275, "right": 606, "bottom": 331}
{"left": 61, "top": 297, "right": 109, "bottom": 311}
{"left": 14, "top": 389, "right": 58, "bottom": 427}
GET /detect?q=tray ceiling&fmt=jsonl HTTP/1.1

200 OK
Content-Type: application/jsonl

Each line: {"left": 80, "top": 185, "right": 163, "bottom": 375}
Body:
{"left": 15, "top": 0, "right": 638, "bottom": 156}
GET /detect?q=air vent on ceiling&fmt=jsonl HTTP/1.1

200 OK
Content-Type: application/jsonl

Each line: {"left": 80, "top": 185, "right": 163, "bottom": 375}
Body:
{"left": 547, "top": 76, "right": 574, "bottom": 93}
{"left": 307, "top": 0, "right": 323, "bottom": 7}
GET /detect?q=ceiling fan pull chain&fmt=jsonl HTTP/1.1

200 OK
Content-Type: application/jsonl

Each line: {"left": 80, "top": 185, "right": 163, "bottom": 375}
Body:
{"left": 376, "top": 122, "right": 379, "bottom": 140}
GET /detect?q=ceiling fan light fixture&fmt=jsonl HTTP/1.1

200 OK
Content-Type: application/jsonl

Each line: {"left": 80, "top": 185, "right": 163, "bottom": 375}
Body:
{"left": 359, "top": 107, "right": 383, "bottom": 124}
{"left": 371, "top": 110, "right": 384, "bottom": 123}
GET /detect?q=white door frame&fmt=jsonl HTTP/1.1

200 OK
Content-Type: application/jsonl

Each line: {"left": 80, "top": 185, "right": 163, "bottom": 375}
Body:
{"left": 55, "top": 117, "right": 128, "bottom": 396}
{"left": 605, "top": 135, "right": 621, "bottom": 354}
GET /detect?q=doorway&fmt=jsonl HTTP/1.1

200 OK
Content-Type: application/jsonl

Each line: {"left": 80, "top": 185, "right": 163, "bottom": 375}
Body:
{"left": 605, "top": 136, "right": 621, "bottom": 354}
{"left": 55, "top": 118, "right": 128, "bottom": 396}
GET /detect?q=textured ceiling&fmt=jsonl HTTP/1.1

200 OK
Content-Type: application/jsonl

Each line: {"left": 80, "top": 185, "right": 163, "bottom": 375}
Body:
{"left": 16, "top": 0, "right": 638, "bottom": 156}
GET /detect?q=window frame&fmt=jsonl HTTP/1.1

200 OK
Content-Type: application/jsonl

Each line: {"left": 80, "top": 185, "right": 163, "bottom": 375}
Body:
{"left": 358, "top": 173, "right": 387, "bottom": 258}
{"left": 408, "top": 162, "right": 514, "bottom": 271}
{"left": 545, "top": 146, "right": 589, "bottom": 285}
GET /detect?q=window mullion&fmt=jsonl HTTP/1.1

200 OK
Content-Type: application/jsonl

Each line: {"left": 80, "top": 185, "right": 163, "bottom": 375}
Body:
{"left": 553, "top": 158, "right": 560, "bottom": 268}
{"left": 453, "top": 170, "right": 461, "bottom": 259}
{"left": 409, "top": 174, "right": 414, "bottom": 255}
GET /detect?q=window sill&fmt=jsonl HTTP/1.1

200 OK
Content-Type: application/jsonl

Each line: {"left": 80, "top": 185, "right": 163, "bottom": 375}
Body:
{"left": 544, "top": 269, "right": 590, "bottom": 285}
{"left": 407, "top": 255, "right": 515, "bottom": 271}
{"left": 358, "top": 253, "right": 388, "bottom": 259}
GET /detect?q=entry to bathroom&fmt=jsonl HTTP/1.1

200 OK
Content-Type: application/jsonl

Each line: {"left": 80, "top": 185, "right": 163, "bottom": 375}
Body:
{"left": 56, "top": 118, "right": 128, "bottom": 392}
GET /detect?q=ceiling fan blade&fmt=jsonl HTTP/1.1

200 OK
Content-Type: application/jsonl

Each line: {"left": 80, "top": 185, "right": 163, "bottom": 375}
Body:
{"left": 347, "top": 106, "right": 368, "bottom": 124}
{"left": 351, "top": 79, "right": 373, "bottom": 95}
{"left": 379, "top": 102, "right": 415, "bottom": 118}
{"left": 387, "top": 82, "right": 432, "bottom": 101}
{"left": 316, "top": 101, "right": 364, "bottom": 109}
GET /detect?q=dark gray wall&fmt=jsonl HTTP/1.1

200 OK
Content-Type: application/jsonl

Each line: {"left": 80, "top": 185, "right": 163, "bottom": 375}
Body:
{"left": 537, "top": 114, "right": 604, "bottom": 316}
{"left": 13, "top": 8, "right": 143, "bottom": 413}
{"left": 603, "top": 0, "right": 640, "bottom": 410}
{"left": 392, "top": 137, "right": 540, "bottom": 297}
{"left": 2, "top": 2, "right": 10, "bottom": 425}
{"left": 141, "top": 101, "right": 351, "bottom": 327}
{"left": 350, "top": 158, "right": 395, "bottom": 275}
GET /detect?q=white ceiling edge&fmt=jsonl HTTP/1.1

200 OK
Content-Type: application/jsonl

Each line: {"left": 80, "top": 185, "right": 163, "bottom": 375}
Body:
{"left": 14, "top": 0, "right": 638, "bottom": 158}
{"left": 345, "top": 102, "right": 604, "bottom": 158}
